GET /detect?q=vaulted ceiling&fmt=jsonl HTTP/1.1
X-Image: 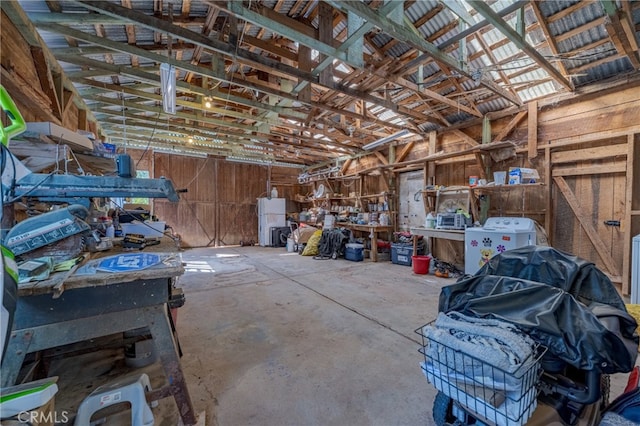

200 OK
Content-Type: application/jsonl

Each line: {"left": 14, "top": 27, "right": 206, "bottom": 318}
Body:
{"left": 4, "top": 0, "right": 640, "bottom": 167}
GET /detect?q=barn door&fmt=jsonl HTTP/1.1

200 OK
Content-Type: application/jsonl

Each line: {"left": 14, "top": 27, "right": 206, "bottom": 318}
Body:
{"left": 549, "top": 137, "right": 629, "bottom": 286}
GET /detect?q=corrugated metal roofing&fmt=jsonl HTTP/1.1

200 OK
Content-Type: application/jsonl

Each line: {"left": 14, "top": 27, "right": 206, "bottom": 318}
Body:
{"left": 8, "top": 0, "right": 640, "bottom": 164}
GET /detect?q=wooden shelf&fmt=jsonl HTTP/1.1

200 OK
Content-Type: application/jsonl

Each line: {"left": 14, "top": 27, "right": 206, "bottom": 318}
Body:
{"left": 469, "top": 183, "right": 545, "bottom": 192}
{"left": 359, "top": 192, "right": 391, "bottom": 199}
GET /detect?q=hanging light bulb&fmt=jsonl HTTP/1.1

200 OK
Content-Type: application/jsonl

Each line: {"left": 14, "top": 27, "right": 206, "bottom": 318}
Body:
{"left": 188, "top": 137, "right": 194, "bottom": 144}
{"left": 203, "top": 96, "right": 212, "bottom": 109}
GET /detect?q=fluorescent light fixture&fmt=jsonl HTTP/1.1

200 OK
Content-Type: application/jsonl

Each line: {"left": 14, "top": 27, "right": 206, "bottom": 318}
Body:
{"left": 362, "top": 129, "right": 410, "bottom": 150}
{"left": 227, "top": 156, "right": 304, "bottom": 168}
{"left": 160, "top": 63, "right": 176, "bottom": 114}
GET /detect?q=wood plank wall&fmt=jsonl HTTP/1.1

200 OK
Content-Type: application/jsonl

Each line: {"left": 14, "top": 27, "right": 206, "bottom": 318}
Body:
{"left": 126, "top": 150, "right": 303, "bottom": 247}
{"left": 338, "top": 83, "right": 639, "bottom": 290}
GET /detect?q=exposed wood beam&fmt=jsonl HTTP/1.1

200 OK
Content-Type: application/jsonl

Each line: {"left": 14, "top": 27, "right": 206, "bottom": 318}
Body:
{"left": 50, "top": 43, "right": 197, "bottom": 57}
{"left": 30, "top": 46, "right": 62, "bottom": 120}
{"left": 95, "top": 104, "right": 355, "bottom": 155}
{"left": 26, "top": 12, "right": 208, "bottom": 25}
{"left": 61, "top": 57, "right": 307, "bottom": 120}
{"left": 68, "top": 1, "right": 316, "bottom": 83}
{"left": 84, "top": 88, "right": 288, "bottom": 127}
{"left": 292, "top": 0, "right": 399, "bottom": 93}
{"left": 42, "top": 27, "right": 302, "bottom": 100}
{"left": 555, "top": 16, "right": 606, "bottom": 43}
{"left": 528, "top": 101, "right": 538, "bottom": 159}
{"left": 88, "top": 95, "right": 259, "bottom": 132}
{"left": 373, "top": 151, "right": 389, "bottom": 166}
{"left": 0, "top": 67, "right": 60, "bottom": 125}
{"left": 546, "top": 1, "right": 591, "bottom": 24}
{"left": 44, "top": 0, "right": 80, "bottom": 50}
{"left": 473, "top": 34, "right": 517, "bottom": 97}
{"left": 65, "top": 1, "right": 426, "bottom": 129}
{"left": 468, "top": 0, "right": 574, "bottom": 92}
{"left": 121, "top": 0, "right": 140, "bottom": 67}
{"left": 494, "top": 110, "right": 527, "bottom": 142}
{"left": 325, "top": 0, "right": 522, "bottom": 106}
{"left": 601, "top": 1, "right": 640, "bottom": 69}
{"left": 216, "top": 1, "right": 355, "bottom": 69}
{"left": 530, "top": 2, "right": 570, "bottom": 79}
{"left": 103, "top": 125, "right": 330, "bottom": 161}
{"left": 622, "top": 133, "right": 637, "bottom": 294}
{"left": 395, "top": 141, "right": 414, "bottom": 163}
{"left": 185, "top": 5, "right": 219, "bottom": 83}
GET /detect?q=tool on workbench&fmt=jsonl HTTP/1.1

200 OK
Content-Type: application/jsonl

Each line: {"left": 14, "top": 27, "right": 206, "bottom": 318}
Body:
{"left": 4, "top": 204, "right": 92, "bottom": 262}
{"left": 122, "top": 234, "right": 161, "bottom": 250}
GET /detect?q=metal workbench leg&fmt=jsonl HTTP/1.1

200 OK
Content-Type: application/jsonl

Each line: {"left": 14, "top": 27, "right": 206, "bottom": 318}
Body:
{"left": 1, "top": 329, "right": 33, "bottom": 387}
{"left": 145, "top": 305, "right": 197, "bottom": 425}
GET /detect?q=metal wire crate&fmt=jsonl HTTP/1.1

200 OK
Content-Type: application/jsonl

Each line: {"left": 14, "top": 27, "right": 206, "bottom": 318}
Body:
{"left": 417, "top": 320, "right": 547, "bottom": 426}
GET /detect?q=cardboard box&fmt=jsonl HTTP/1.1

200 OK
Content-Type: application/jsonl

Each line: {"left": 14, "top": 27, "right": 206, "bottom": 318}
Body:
{"left": 508, "top": 167, "right": 540, "bottom": 184}
{"left": 292, "top": 226, "right": 317, "bottom": 244}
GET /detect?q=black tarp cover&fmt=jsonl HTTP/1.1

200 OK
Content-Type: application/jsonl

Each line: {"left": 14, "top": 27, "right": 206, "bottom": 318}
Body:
{"left": 439, "top": 246, "right": 638, "bottom": 374}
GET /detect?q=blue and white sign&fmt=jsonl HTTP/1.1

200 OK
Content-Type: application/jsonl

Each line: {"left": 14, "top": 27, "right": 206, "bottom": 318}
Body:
{"left": 97, "top": 253, "right": 161, "bottom": 273}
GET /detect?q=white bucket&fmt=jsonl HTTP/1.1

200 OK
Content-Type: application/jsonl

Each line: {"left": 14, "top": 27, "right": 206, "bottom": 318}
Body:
{"left": 286, "top": 237, "right": 296, "bottom": 252}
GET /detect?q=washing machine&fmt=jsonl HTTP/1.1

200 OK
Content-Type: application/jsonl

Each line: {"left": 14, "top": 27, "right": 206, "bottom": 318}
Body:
{"left": 464, "top": 217, "right": 536, "bottom": 275}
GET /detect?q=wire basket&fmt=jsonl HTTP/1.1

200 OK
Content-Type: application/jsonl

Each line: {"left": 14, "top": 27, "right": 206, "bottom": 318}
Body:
{"left": 417, "top": 320, "right": 547, "bottom": 426}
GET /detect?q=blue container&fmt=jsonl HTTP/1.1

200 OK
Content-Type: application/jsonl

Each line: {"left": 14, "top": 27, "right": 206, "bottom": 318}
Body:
{"left": 345, "top": 243, "right": 364, "bottom": 262}
{"left": 391, "top": 243, "right": 413, "bottom": 266}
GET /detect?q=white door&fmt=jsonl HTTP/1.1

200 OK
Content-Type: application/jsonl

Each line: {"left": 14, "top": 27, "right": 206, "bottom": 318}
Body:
{"left": 398, "top": 171, "right": 426, "bottom": 230}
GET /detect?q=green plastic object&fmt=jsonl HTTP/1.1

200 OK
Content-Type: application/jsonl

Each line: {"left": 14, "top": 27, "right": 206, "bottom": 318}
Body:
{"left": 0, "top": 85, "right": 26, "bottom": 146}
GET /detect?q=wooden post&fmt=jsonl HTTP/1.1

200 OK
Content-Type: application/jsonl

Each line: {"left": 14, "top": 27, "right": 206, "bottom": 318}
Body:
{"left": 545, "top": 145, "right": 552, "bottom": 245}
{"left": 622, "top": 133, "right": 637, "bottom": 295}
{"left": 427, "top": 131, "right": 436, "bottom": 185}
{"left": 528, "top": 101, "right": 538, "bottom": 160}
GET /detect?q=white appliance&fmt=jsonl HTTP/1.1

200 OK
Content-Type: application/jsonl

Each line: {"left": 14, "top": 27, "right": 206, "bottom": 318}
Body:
{"left": 464, "top": 217, "right": 536, "bottom": 275}
{"left": 258, "top": 197, "right": 286, "bottom": 246}
{"left": 631, "top": 234, "right": 640, "bottom": 304}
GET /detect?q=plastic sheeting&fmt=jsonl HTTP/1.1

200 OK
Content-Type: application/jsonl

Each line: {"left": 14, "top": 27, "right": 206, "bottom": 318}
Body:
{"left": 439, "top": 246, "right": 638, "bottom": 374}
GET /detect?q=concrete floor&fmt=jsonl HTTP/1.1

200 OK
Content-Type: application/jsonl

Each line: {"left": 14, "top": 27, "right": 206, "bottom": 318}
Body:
{"left": 176, "top": 246, "right": 447, "bottom": 426}
{"left": 47, "top": 245, "right": 637, "bottom": 425}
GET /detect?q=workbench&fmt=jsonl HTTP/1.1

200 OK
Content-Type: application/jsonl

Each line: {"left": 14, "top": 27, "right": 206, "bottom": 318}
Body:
{"left": 410, "top": 227, "right": 466, "bottom": 269}
{"left": 1, "top": 252, "right": 198, "bottom": 425}
{"left": 343, "top": 223, "right": 393, "bottom": 262}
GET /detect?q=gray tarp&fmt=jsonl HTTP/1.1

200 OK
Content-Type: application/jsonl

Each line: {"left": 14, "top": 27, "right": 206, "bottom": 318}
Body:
{"left": 439, "top": 246, "right": 638, "bottom": 374}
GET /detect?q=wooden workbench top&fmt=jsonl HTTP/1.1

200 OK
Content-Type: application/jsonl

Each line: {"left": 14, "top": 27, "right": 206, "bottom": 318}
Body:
{"left": 17, "top": 238, "right": 184, "bottom": 297}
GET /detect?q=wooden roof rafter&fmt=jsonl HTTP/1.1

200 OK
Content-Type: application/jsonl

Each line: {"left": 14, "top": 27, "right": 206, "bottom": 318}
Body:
{"left": 467, "top": 0, "right": 574, "bottom": 92}
{"left": 601, "top": 0, "right": 640, "bottom": 69}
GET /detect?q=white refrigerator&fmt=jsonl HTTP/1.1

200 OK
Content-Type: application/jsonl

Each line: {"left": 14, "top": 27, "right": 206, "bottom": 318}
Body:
{"left": 258, "top": 197, "right": 286, "bottom": 246}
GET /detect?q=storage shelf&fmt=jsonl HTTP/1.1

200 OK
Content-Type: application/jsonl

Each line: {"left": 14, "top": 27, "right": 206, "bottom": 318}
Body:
{"left": 469, "top": 183, "right": 545, "bottom": 192}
